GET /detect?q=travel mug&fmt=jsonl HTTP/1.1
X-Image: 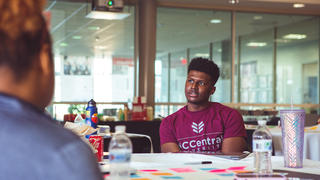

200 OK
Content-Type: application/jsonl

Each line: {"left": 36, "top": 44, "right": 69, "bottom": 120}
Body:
{"left": 280, "top": 109, "right": 305, "bottom": 168}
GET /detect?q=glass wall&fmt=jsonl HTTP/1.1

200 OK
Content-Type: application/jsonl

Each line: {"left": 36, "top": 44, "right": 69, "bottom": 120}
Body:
{"left": 47, "top": 1, "right": 135, "bottom": 120}
{"left": 155, "top": 7, "right": 231, "bottom": 117}
{"left": 170, "top": 50, "right": 188, "bottom": 103}
{"left": 47, "top": 1, "right": 320, "bottom": 119}
{"left": 277, "top": 17, "right": 319, "bottom": 105}
{"left": 155, "top": 8, "right": 319, "bottom": 117}
{"left": 156, "top": 7, "right": 319, "bottom": 116}
{"left": 236, "top": 13, "right": 277, "bottom": 104}
{"left": 236, "top": 12, "right": 319, "bottom": 106}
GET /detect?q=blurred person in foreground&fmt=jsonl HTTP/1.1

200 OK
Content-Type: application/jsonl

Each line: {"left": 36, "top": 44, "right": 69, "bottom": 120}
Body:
{"left": 0, "top": 0, "right": 102, "bottom": 179}
{"left": 160, "top": 57, "right": 247, "bottom": 154}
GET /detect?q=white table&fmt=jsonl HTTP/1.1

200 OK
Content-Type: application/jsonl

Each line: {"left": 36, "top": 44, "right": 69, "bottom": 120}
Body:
{"left": 102, "top": 153, "right": 320, "bottom": 179}
{"left": 269, "top": 126, "right": 320, "bottom": 161}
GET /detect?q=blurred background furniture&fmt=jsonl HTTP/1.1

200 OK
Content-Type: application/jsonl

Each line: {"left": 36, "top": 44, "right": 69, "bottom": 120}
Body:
{"left": 99, "top": 120, "right": 258, "bottom": 153}
{"left": 270, "top": 127, "right": 320, "bottom": 161}
{"left": 99, "top": 121, "right": 161, "bottom": 153}
{"left": 305, "top": 113, "right": 320, "bottom": 127}
{"left": 103, "top": 133, "right": 153, "bottom": 153}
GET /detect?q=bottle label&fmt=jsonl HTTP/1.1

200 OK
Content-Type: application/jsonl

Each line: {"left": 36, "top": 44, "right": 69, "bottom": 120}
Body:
{"left": 252, "top": 140, "right": 272, "bottom": 152}
{"left": 86, "top": 110, "right": 90, "bottom": 118}
{"left": 109, "top": 151, "right": 131, "bottom": 163}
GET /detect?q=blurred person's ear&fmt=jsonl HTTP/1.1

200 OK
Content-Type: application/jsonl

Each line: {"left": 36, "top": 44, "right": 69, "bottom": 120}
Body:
{"left": 36, "top": 43, "right": 54, "bottom": 109}
{"left": 39, "top": 44, "right": 53, "bottom": 76}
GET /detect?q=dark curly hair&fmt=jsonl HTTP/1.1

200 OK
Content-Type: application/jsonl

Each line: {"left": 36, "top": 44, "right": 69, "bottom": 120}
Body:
{"left": 188, "top": 57, "right": 220, "bottom": 86}
{"left": 0, "top": 0, "right": 51, "bottom": 81}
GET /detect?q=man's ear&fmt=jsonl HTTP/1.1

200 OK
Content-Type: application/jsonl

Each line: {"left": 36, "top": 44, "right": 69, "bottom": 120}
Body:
{"left": 210, "top": 86, "right": 216, "bottom": 95}
{"left": 39, "top": 44, "right": 53, "bottom": 76}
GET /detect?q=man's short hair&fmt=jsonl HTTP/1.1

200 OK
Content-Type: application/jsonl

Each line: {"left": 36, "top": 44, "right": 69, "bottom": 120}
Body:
{"left": 188, "top": 57, "right": 220, "bottom": 86}
{"left": 0, "top": 0, "right": 50, "bottom": 81}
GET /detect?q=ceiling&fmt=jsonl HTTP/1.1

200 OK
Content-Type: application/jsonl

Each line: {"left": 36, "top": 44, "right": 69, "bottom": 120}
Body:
{"left": 48, "top": 0, "right": 319, "bottom": 59}
{"left": 157, "top": 0, "right": 320, "bottom": 15}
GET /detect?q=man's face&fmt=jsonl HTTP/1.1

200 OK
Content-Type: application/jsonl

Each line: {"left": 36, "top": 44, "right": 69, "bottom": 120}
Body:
{"left": 185, "top": 70, "right": 215, "bottom": 105}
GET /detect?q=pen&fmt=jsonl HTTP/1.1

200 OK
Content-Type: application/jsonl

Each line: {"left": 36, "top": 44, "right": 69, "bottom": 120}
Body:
{"left": 184, "top": 161, "right": 212, "bottom": 165}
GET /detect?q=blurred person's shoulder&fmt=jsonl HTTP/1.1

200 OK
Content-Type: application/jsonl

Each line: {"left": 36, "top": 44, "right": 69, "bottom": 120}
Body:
{"left": 0, "top": 93, "right": 102, "bottom": 179}
{"left": 0, "top": 93, "right": 80, "bottom": 144}
{"left": 0, "top": 94, "right": 91, "bottom": 151}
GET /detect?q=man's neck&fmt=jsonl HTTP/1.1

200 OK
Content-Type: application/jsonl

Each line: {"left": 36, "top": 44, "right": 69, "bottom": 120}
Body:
{"left": 187, "top": 101, "right": 210, "bottom": 112}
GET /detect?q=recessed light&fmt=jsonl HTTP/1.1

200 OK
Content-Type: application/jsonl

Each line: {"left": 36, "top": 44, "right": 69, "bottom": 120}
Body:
{"left": 247, "top": 42, "right": 267, "bottom": 47}
{"left": 60, "top": 42, "right": 68, "bottom": 47}
{"left": 72, "top": 35, "right": 82, "bottom": 40}
{"left": 283, "top": 34, "right": 306, "bottom": 40}
{"left": 210, "top": 19, "right": 222, "bottom": 24}
{"left": 293, "top": 3, "right": 305, "bottom": 8}
{"left": 95, "top": 46, "right": 107, "bottom": 50}
{"left": 229, "top": 0, "right": 239, "bottom": 4}
{"left": 86, "top": 11, "right": 130, "bottom": 20}
{"left": 195, "top": 53, "right": 209, "bottom": 57}
{"left": 275, "top": 39, "right": 291, "bottom": 43}
{"left": 88, "top": 26, "right": 100, "bottom": 30}
{"left": 253, "top": 16, "right": 263, "bottom": 20}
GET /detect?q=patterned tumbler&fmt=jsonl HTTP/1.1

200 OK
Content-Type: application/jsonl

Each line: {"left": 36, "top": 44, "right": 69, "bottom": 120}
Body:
{"left": 280, "top": 109, "right": 305, "bottom": 168}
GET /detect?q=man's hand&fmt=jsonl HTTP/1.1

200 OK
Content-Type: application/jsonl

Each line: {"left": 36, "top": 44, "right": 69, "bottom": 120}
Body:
{"left": 221, "top": 137, "right": 247, "bottom": 154}
{"left": 161, "top": 142, "right": 180, "bottom": 153}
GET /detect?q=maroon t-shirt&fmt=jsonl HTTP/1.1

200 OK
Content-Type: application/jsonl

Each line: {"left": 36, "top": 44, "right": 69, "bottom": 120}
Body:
{"left": 160, "top": 102, "right": 246, "bottom": 152}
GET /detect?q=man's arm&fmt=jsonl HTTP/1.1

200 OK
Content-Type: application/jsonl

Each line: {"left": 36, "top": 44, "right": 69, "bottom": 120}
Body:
{"left": 161, "top": 142, "right": 180, "bottom": 153}
{"left": 221, "top": 137, "right": 247, "bottom": 155}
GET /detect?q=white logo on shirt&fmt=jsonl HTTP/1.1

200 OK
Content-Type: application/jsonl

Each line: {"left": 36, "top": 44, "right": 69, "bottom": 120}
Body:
{"left": 178, "top": 135, "right": 223, "bottom": 151}
{"left": 192, "top": 121, "right": 204, "bottom": 134}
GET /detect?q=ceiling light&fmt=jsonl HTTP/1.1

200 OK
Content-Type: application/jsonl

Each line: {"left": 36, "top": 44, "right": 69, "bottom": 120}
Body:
{"left": 60, "top": 42, "right": 68, "bottom": 47}
{"left": 283, "top": 34, "right": 306, "bottom": 40}
{"left": 88, "top": 26, "right": 100, "bottom": 30}
{"left": 253, "top": 16, "right": 263, "bottom": 20}
{"left": 275, "top": 39, "right": 291, "bottom": 43}
{"left": 94, "top": 46, "right": 107, "bottom": 50}
{"left": 210, "top": 19, "right": 222, "bottom": 24}
{"left": 293, "top": 3, "right": 305, "bottom": 8}
{"left": 194, "top": 53, "right": 209, "bottom": 57}
{"left": 246, "top": 42, "right": 267, "bottom": 47}
{"left": 72, "top": 35, "right": 82, "bottom": 40}
{"left": 229, "top": 0, "right": 239, "bottom": 4}
{"left": 86, "top": 11, "right": 130, "bottom": 20}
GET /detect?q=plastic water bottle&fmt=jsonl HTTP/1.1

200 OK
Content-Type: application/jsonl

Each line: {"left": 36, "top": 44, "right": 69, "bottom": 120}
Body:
{"left": 109, "top": 125, "right": 132, "bottom": 180}
{"left": 252, "top": 120, "right": 273, "bottom": 174}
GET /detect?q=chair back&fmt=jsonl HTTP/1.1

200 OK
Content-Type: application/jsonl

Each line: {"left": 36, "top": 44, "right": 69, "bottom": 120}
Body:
{"left": 103, "top": 133, "right": 153, "bottom": 153}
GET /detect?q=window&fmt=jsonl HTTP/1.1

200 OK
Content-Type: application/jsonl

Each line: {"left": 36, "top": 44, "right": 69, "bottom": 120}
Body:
{"left": 46, "top": 1, "right": 320, "bottom": 119}
{"left": 236, "top": 12, "right": 319, "bottom": 105}
{"left": 47, "top": 1, "right": 135, "bottom": 120}
{"left": 155, "top": 7, "right": 231, "bottom": 117}
{"left": 277, "top": 17, "right": 319, "bottom": 104}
